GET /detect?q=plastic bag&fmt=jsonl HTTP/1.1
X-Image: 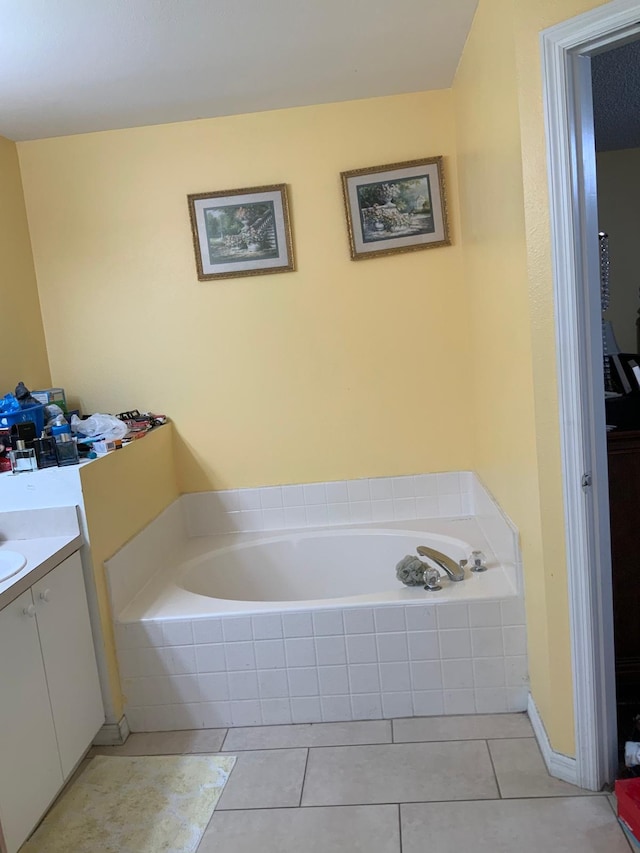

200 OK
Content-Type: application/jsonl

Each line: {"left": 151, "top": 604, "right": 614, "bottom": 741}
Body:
{"left": 70, "top": 413, "right": 128, "bottom": 441}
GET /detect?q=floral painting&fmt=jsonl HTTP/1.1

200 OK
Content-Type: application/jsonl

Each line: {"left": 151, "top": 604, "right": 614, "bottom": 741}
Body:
{"left": 188, "top": 184, "right": 295, "bottom": 280}
{"left": 341, "top": 157, "right": 450, "bottom": 260}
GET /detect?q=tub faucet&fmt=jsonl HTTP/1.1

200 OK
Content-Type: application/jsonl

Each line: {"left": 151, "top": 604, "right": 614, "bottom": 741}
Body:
{"left": 417, "top": 546, "right": 466, "bottom": 582}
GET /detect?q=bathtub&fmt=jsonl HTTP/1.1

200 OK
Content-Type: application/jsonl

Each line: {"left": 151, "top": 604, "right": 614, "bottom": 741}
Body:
{"left": 109, "top": 509, "right": 528, "bottom": 731}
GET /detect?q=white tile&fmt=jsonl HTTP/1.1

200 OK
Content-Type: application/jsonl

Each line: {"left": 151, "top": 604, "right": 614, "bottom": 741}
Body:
{"left": 115, "top": 622, "right": 147, "bottom": 650}
{"left": 503, "top": 626, "right": 528, "bottom": 656}
{"left": 438, "top": 494, "right": 462, "bottom": 516}
{"left": 225, "top": 642, "right": 256, "bottom": 671}
{"left": 117, "top": 648, "right": 140, "bottom": 678}
{"left": 471, "top": 628, "right": 504, "bottom": 658}
{"left": 351, "top": 693, "right": 383, "bottom": 720}
{"left": 286, "top": 637, "right": 317, "bottom": 667}
{"left": 313, "top": 610, "right": 344, "bottom": 636}
{"left": 410, "top": 660, "right": 443, "bottom": 691}
{"left": 377, "top": 633, "right": 408, "bottom": 663}
{"left": 261, "top": 698, "right": 292, "bottom": 725}
{"left": 437, "top": 472, "right": 460, "bottom": 495}
{"left": 382, "top": 692, "right": 413, "bottom": 718}
{"left": 442, "top": 659, "right": 474, "bottom": 689}
{"left": 326, "top": 503, "right": 351, "bottom": 524}
{"left": 252, "top": 614, "right": 283, "bottom": 640}
{"left": 374, "top": 607, "right": 406, "bottom": 633}
{"left": 125, "top": 708, "right": 146, "bottom": 731}
{"left": 282, "top": 484, "right": 305, "bottom": 506}
{"left": 501, "top": 598, "right": 527, "bottom": 626}
{"left": 469, "top": 602, "right": 502, "bottom": 628}
{"left": 392, "top": 476, "right": 415, "bottom": 498}
{"left": 263, "top": 508, "right": 287, "bottom": 530}
{"left": 437, "top": 604, "right": 469, "bottom": 629}
{"left": 201, "top": 701, "right": 232, "bottom": 727}
{"left": 260, "top": 486, "right": 283, "bottom": 509}
{"left": 223, "top": 617, "right": 253, "bottom": 642}
{"left": 415, "top": 496, "right": 439, "bottom": 518}
{"left": 199, "top": 672, "right": 229, "bottom": 701}
{"left": 172, "top": 703, "right": 204, "bottom": 729}
{"left": 290, "top": 696, "right": 322, "bottom": 723}
{"left": 258, "top": 669, "right": 290, "bottom": 699}
{"left": 255, "top": 640, "right": 286, "bottom": 669}
{"left": 369, "top": 478, "right": 393, "bottom": 500}
{"left": 344, "top": 608, "right": 375, "bottom": 634}
{"left": 167, "top": 675, "right": 202, "bottom": 704}
{"left": 288, "top": 667, "right": 319, "bottom": 696}
{"left": 460, "top": 493, "right": 474, "bottom": 515}
{"left": 405, "top": 605, "right": 437, "bottom": 631}
{"left": 349, "top": 502, "right": 373, "bottom": 523}
{"left": 346, "top": 634, "right": 378, "bottom": 664}
{"left": 196, "top": 644, "right": 227, "bottom": 673}
{"left": 321, "top": 696, "right": 352, "bottom": 722}
{"left": 166, "top": 646, "right": 198, "bottom": 674}
{"left": 285, "top": 506, "right": 307, "bottom": 527}
{"left": 393, "top": 498, "right": 416, "bottom": 520}
{"left": 315, "top": 636, "right": 347, "bottom": 665}
{"left": 239, "top": 509, "right": 264, "bottom": 531}
{"left": 214, "top": 490, "right": 240, "bottom": 511}
{"left": 413, "top": 474, "right": 438, "bottom": 497}
{"left": 439, "top": 630, "right": 472, "bottom": 660}
{"left": 231, "top": 700, "right": 263, "bottom": 726}
{"left": 325, "top": 481, "right": 349, "bottom": 503}
{"left": 443, "top": 689, "right": 476, "bottom": 715}
{"left": 507, "top": 687, "right": 529, "bottom": 712}
{"left": 145, "top": 705, "right": 178, "bottom": 731}
{"left": 347, "top": 479, "right": 370, "bottom": 502}
{"left": 348, "top": 664, "right": 380, "bottom": 693}
{"left": 283, "top": 612, "right": 313, "bottom": 637}
{"left": 412, "top": 690, "right": 445, "bottom": 716}
{"left": 380, "top": 661, "right": 411, "bottom": 692}
{"left": 306, "top": 504, "right": 329, "bottom": 526}
{"left": 192, "top": 618, "right": 223, "bottom": 644}
{"left": 475, "top": 688, "right": 508, "bottom": 713}
{"left": 318, "top": 665, "right": 349, "bottom": 695}
{"left": 236, "top": 488, "right": 262, "bottom": 510}
{"left": 162, "top": 619, "right": 193, "bottom": 646}
{"left": 407, "top": 631, "right": 440, "bottom": 660}
{"left": 505, "top": 656, "right": 529, "bottom": 687}
{"left": 304, "top": 482, "right": 327, "bottom": 505}
{"left": 228, "top": 671, "right": 260, "bottom": 700}
{"left": 140, "top": 621, "right": 164, "bottom": 645}
{"left": 371, "top": 500, "right": 395, "bottom": 521}
{"left": 474, "top": 658, "right": 506, "bottom": 689}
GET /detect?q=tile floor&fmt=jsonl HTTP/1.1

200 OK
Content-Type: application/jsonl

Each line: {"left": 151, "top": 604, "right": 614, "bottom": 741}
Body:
{"left": 74, "top": 714, "right": 631, "bottom": 852}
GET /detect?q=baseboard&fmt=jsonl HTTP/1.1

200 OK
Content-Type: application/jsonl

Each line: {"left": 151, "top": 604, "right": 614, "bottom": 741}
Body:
{"left": 92, "top": 715, "right": 130, "bottom": 746}
{"left": 528, "top": 694, "right": 578, "bottom": 786}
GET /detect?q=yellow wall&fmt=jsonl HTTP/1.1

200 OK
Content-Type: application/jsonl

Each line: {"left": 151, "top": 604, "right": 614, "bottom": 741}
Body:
{"left": 80, "top": 424, "right": 178, "bottom": 717}
{"left": 0, "top": 136, "right": 51, "bottom": 394}
{"left": 17, "top": 92, "right": 471, "bottom": 493}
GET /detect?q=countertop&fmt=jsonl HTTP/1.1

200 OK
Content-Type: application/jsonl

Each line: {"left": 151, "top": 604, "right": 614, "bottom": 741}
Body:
{"left": 0, "top": 506, "right": 83, "bottom": 611}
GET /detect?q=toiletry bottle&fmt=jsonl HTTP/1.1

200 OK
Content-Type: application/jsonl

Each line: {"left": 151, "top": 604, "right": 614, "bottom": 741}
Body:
{"left": 52, "top": 424, "right": 80, "bottom": 466}
{"left": 34, "top": 435, "right": 58, "bottom": 469}
{"left": 9, "top": 439, "right": 37, "bottom": 473}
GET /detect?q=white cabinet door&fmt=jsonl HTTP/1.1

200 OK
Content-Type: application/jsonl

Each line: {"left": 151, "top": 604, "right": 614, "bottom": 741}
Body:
{"left": 33, "top": 552, "right": 104, "bottom": 778}
{"left": 0, "top": 590, "right": 62, "bottom": 853}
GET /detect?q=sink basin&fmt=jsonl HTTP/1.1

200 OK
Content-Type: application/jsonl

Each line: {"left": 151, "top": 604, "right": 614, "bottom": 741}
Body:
{"left": 0, "top": 550, "right": 27, "bottom": 582}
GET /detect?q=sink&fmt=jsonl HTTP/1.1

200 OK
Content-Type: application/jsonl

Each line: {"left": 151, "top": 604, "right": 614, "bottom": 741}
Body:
{"left": 0, "top": 550, "right": 27, "bottom": 582}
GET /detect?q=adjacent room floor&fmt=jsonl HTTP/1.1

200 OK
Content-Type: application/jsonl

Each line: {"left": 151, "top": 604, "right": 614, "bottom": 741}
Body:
{"left": 49, "top": 714, "right": 631, "bottom": 852}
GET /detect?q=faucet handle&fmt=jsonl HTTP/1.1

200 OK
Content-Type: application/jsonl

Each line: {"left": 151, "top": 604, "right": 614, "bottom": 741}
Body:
{"left": 470, "top": 550, "right": 487, "bottom": 572}
{"left": 423, "top": 567, "right": 442, "bottom": 591}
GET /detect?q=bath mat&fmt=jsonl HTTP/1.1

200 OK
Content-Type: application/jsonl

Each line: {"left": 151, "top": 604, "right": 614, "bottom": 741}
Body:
{"left": 21, "top": 753, "right": 236, "bottom": 853}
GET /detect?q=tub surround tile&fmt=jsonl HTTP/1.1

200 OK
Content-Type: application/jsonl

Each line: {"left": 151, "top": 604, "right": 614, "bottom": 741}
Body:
{"left": 321, "top": 695, "right": 353, "bottom": 722}
{"left": 192, "top": 619, "right": 224, "bottom": 645}
{"left": 344, "top": 608, "right": 375, "bottom": 635}
{"left": 443, "top": 689, "right": 476, "bottom": 715}
{"left": 283, "top": 612, "right": 314, "bottom": 638}
{"left": 230, "top": 699, "right": 263, "bottom": 726}
{"left": 261, "top": 698, "right": 293, "bottom": 725}
{"left": 222, "top": 617, "right": 253, "bottom": 642}
{"left": 315, "top": 636, "right": 347, "bottom": 665}
{"left": 475, "top": 688, "right": 509, "bottom": 714}
{"left": 290, "top": 696, "right": 322, "bottom": 723}
{"left": 251, "top": 614, "right": 283, "bottom": 640}
{"left": 257, "top": 669, "right": 289, "bottom": 699}
{"left": 312, "top": 610, "right": 344, "bottom": 636}
{"left": 382, "top": 692, "right": 413, "bottom": 719}
{"left": 351, "top": 693, "right": 383, "bottom": 720}
{"left": 254, "top": 639, "right": 286, "bottom": 669}
{"left": 302, "top": 741, "right": 498, "bottom": 806}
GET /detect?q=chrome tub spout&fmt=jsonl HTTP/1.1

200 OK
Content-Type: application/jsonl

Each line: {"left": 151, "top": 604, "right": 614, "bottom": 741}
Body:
{"left": 417, "top": 546, "right": 466, "bottom": 582}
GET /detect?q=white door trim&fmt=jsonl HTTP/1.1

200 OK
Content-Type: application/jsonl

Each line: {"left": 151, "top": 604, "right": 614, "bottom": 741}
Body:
{"left": 541, "top": 0, "right": 640, "bottom": 790}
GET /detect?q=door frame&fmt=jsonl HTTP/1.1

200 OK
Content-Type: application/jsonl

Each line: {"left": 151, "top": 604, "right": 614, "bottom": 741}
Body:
{"left": 541, "top": 0, "right": 640, "bottom": 790}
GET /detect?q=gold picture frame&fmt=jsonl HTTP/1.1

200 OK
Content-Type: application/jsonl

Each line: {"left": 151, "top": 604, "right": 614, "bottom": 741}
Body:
{"left": 341, "top": 156, "right": 450, "bottom": 261}
{"left": 187, "top": 183, "right": 295, "bottom": 281}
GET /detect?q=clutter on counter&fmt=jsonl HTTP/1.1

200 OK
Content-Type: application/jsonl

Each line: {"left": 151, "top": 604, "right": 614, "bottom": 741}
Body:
{"left": 0, "top": 382, "right": 168, "bottom": 475}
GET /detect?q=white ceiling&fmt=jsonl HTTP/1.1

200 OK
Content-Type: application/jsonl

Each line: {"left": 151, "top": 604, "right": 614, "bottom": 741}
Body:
{"left": 0, "top": 0, "right": 478, "bottom": 141}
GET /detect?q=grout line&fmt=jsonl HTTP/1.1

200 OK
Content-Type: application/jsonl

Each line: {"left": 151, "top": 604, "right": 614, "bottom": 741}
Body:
{"left": 298, "top": 748, "right": 310, "bottom": 807}
{"left": 218, "top": 728, "right": 230, "bottom": 751}
{"left": 391, "top": 718, "right": 396, "bottom": 743}
{"left": 398, "top": 803, "right": 403, "bottom": 853}
{"left": 485, "top": 740, "right": 503, "bottom": 799}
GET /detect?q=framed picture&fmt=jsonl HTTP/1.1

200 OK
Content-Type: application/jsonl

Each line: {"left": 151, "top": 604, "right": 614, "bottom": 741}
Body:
{"left": 341, "top": 157, "right": 450, "bottom": 261}
{"left": 187, "top": 183, "right": 295, "bottom": 280}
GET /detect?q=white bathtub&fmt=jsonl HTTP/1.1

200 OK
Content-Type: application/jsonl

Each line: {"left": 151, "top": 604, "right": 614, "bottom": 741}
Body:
{"left": 109, "top": 512, "right": 528, "bottom": 731}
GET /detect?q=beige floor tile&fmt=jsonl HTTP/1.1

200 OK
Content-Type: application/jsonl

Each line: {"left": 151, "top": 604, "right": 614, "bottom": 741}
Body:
{"left": 393, "top": 712, "right": 534, "bottom": 743}
{"left": 301, "top": 740, "right": 498, "bottom": 805}
{"left": 222, "top": 720, "right": 391, "bottom": 751}
{"left": 217, "top": 748, "right": 308, "bottom": 810}
{"left": 91, "top": 728, "right": 227, "bottom": 756}
{"left": 198, "top": 805, "right": 400, "bottom": 853}
{"left": 401, "top": 797, "right": 629, "bottom": 853}
{"left": 488, "top": 738, "right": 594, "bottom": 798}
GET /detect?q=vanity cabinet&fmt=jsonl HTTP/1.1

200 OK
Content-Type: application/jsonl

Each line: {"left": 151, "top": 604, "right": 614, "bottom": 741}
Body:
{"left": 0, "top": 552, "right": 104, "bottom": 853}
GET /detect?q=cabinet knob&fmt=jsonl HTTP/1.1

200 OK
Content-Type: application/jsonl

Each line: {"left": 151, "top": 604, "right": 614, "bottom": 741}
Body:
{"left": 39, "top": 589, "right": 51, "bottom": 602}
{"left": 23, "top": 603, "right": 36, "bottom": 618}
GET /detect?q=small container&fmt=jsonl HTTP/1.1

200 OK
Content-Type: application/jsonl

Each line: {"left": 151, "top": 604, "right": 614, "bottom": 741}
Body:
{"left": 54, "top": 432, "right": 80, "bottom": 467}
{"left": 9, "top": 440, "right": 37, "bottom": 474}
{"left": 34, "top": 436, "right": 58, "bottom": 469}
